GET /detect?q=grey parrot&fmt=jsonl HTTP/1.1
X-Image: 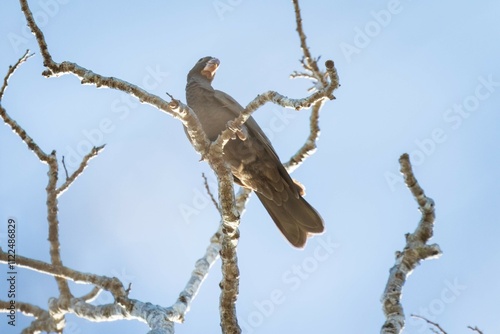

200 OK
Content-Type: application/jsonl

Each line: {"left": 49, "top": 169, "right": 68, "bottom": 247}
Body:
{"left": 185, "top": 56, "right": 324, "bottom": 248}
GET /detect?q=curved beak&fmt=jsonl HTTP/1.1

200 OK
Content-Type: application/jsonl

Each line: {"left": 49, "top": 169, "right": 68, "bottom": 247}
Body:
{"left": 201, "top": 57, "right": 220, "bottom": 80}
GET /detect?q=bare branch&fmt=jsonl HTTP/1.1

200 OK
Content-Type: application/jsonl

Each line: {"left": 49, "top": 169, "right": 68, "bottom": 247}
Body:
{"left": 235, "top": 187, "right": 252, "bottom": 216}
{"left": 292, "top": 0, "right": 327, "bottom": 87}
{"left": 188, "top": 189, "right": 249, "bottom": 333}
{"left": 167, "top": 98, "right": 212, "bottom": 159}
{"left": 208, "top": 147, "right": 241, "bottom": 333}
{"left": 206, "top": 5, "right": 337, "bottom": 331}
{"left": 290, "top": 70, "right": 315, "bottom": 81}
{"left": 380, "top": 154, "right": 442, "bottom": 334}
{"left": 213, "top": 60, "right": 338, "bottom": 157}
{"left": 45, "top": 151, "right": 72, "bottom": 298}
{"left": 284, "top": 99, "right": 323, "bottom": 173}
{"left": 0, "top": 299, "right": 60, "bottom": 333}
{"left": 57, "top": 145, "right": 105, "bottom": 196}
{"left": 62, "top": 155, "right": 70, "bottom": 179}
{"left": 172, "top": 227, "right": 222, "bottom": 322}
{"left": 20, "top": 0, "right": 212, "bottom": 164}
{"left": 79, "top": 286, "right": 102, "bottom": 303}
{"left": 468, "top": 325, "right": 484, "bottom": 334}
{"left": 18, "top": 0, "right": 165, "bottom": 118}
{"left": 0, "top": 249, "right": 128, "bottom": 298}
{"left": 19, "top": 0, "right": 52, "bottom": 66}
{"left": 289, "top": 1, "right": 340, "bottom": 172}
{"left": 202, "top": 172, "right": 220, "bottom": 213}
{"left": 13, "top": 1, "right": 337, "bottom": 332}
{"left": 46, "top": 294, "right": 178, "bottom": 334}
{"left": 18, "top": 1, "right": 234, "bottom": 331}
{"left": 0, "top": 249, "right": 179, "bottom": 332}
{"left": 0, "top": 53, "right": 50, "bottom": 163}
{"left": 411, "top": 314, "right": 447, "bottom": 334}
{"left": 0, "top": 49, "right": 34, "bottom": 99}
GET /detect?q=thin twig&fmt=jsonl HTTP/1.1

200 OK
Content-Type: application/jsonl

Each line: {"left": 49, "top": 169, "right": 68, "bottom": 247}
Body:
{"left": 0, "top": 49, "right": 34, "bottom": 99}
{"left": 411, "top": 314, "right": 447, "bottom": 334}
{"left": 202, "top": 172, "right": 220, "bottom": 212}
{"left": 0, "top": 52, "right": 50, "bottom": 163}
{"left": 62, "top": 155, "right": 69, "bottom": 179}
{"left": 290, "top": 71, "right": 315, "bottom": 80}
{"left": 292, "top": 0, "right": 327, "bottom": 87}
{"left": 57, "top": 145, "right": 105, "bottom": 196}
{"left": 380, "top": 154, "right": 442, "bottom": 334}
{"left": 467, "top": 325, "right": 484, "bottom": 334}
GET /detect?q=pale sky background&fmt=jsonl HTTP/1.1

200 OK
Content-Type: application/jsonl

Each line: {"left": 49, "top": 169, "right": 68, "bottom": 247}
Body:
{"left": 1, "top": 0, "right": 500, "bottom": 333}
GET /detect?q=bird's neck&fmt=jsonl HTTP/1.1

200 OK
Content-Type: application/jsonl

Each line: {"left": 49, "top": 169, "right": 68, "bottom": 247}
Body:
{"left": 186, "top": 76, "right": 214, "bottom": 92}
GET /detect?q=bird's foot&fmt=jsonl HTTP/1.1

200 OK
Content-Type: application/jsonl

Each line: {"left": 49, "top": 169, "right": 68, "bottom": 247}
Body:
{"left": 227, "top": 120, "right": 248, "bottom": 141}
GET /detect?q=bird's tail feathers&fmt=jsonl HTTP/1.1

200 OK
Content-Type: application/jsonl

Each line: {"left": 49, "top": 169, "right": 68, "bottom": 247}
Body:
{"left": 256, "top": 192, "right": 324, "bottom": 248}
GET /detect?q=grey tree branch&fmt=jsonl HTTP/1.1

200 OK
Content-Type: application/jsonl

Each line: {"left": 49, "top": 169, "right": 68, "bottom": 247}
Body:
{"left": 206, "top": 144, "right": 242, "bottom": 334}
{"left": 0, "top": 248, "right": 180, "bottom": 333}
{"left": 167, "top": 96, "right": 243, "bottom": 332}
{"left": 171, "top": 227, "right": 222, "bottom": 322}
{"left": 3, "top": 62, "right": 71, "bottom": 298}
{"left": 284, "top": 99, "right": 324, "bottom": 173}
{"left": 45, "top": 151, "right": 73, "bottom": 298}
{"left": 292, "top": 0, "right": 327, "bottom": 88}
{"left": 20, "top": 0, "right": 211, "bottom": 161}
{"left": 0, "top": 250, "right": 129, "bottom": 297}
{"left": 79, "top": 286, "right": 102, "bottom": 302}
{"left": 0, "top": 51, "right": 50, "bottom": 163}
{"left": 0, "top": 300, "right": 59, "bottom": 333}
{"left": 380, "top": 154, "right": 442, "bottom": 334}
{"left": 1, "top": 51, "right": 133, "bottom": 331}
{"left": 8, "top": 0, "right": 337, "bottom": 333}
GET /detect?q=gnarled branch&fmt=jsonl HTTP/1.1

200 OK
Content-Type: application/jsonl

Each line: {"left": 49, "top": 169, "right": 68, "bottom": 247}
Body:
{"left": 380, "top": 154, "right": 442, "bottom": 334}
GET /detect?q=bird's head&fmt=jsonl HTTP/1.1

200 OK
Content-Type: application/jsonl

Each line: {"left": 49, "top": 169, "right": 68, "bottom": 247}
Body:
{"left": 187, "top": 56, "right": 220, "bottom": 83}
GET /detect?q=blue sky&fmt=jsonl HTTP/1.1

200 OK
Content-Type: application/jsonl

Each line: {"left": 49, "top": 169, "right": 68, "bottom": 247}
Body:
{"left": 1, "top": 0, "right": 499, "bottom": 333}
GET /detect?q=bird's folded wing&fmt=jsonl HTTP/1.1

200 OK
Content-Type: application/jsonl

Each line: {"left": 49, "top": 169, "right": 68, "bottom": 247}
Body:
{"left": 213, "top": 90, "right": 300, "bottom": 202}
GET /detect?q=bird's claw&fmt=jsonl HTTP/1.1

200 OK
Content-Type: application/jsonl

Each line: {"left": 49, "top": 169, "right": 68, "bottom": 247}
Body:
{"left": 227, "top": 120, "right": 248, "bottom": 141}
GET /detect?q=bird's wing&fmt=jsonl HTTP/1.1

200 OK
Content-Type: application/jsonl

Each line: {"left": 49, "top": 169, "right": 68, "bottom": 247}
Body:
{"left": 213, "top": 90, "right": 300, "bottom": 200}
{"left": 213, "top": 89, "right": 277, "bottom": 157}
